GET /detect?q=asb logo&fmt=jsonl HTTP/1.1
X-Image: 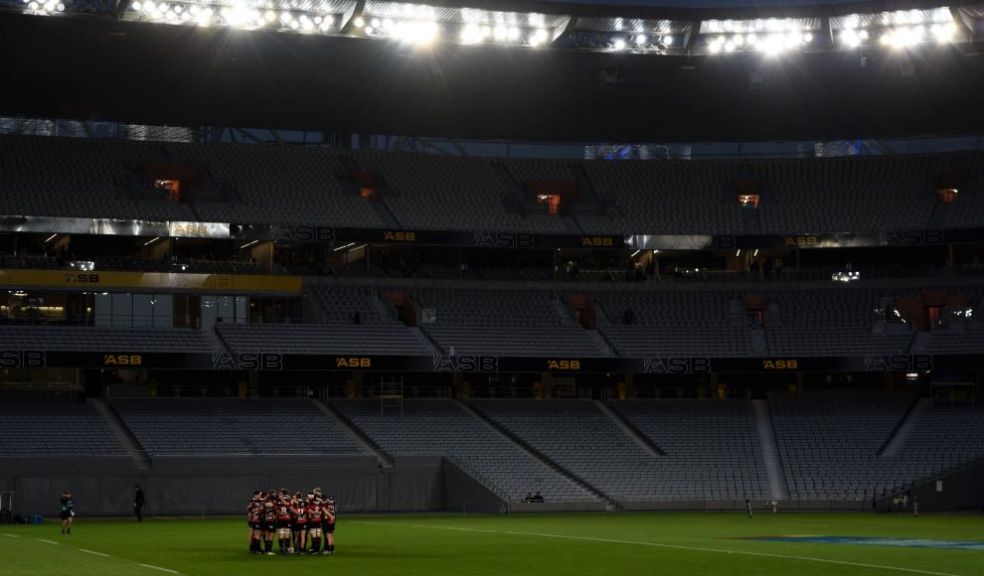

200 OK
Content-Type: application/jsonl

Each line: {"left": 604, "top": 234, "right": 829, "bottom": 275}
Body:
{"left": 883, "top": 230, "right": 944, "bottom": 246}
{"left": 104, "top": 354, "right": 142, "bottom": 366}
{"left": 65, "top": 273, "right": 100, "bottom": 284}
{"left": 762, "top": 359, "right": 798, "bottom": 370}
{"left": 432, "top": 355, "right": 499, "bottom": 373}
{"left": 783, "top": 236, "right": 819, "bottom": 248}
{"left": 473, "top": 232, "right": 535, "bottom": 248}
{"left": 863, "top": 354, "right": 934, "bottom": 372}
{"left": 642, "top": 357, "right": 711, "bottom": 374}
{"left": 170, "top": 224, "right": 212, "bottom": 237}
{"left": 0, "top": 350, "right": 46, "bottom": 368}
{"left": 547, "top": 359, "right": 581, "bottom": 371}
{"left": 271, "top": 225, "right": 336, "bottom": 243}
{"left": 383, "top": 231, "right": 416, "bottom": 242}
{"left": 581, "top": 236, "right": 614, "bottom": 247}
{"left": 211, "top": 352, "right": 284, "bottom": 370}
{"left": 336, "top": 356, "right": 372, "bottom": 369}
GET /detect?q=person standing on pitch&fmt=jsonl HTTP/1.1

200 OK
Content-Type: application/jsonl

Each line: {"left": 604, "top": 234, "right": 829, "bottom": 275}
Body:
{"left": 59, "top": 490, "right": 75, "bottom": 535}
{"left": 134, "top": 484, "right": 146, "bottom": 522}
{"left": 744, "top": 494, "right": 753, "bottom": 518}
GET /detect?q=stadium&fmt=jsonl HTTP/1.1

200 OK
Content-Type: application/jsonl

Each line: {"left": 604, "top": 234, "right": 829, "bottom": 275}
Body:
{"left": 1, "top": 0, "right": 984, "bottom": 574}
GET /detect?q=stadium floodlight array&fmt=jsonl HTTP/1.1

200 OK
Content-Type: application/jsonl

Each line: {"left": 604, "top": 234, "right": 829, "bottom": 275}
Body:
{"left": 831, "top": 7, "right": 959, "bottom": 49}
{"left": 355, "top": 1, "right": 568, "bottom": 48}
{"left": 567, "top": 17, "right": 689, "bottom": 54}
{"left": 700, "top": 17, "right": 820, "bottom": 56}
{"left": 4, "top": 0, "right": 981, "bottom": 56}
{"left": 123, "top": 0, "right": 355, "bottom": 33}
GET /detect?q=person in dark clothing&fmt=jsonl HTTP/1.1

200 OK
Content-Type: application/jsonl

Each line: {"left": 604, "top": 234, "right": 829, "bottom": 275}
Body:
{"left": 59, "top": 491, "right": 75, "bottom": 535}
{"left": 744, "top": 494, "right": 753, "bottom": 518}
{"left": 134, "top": 484, "right": 146, "bottom": 522}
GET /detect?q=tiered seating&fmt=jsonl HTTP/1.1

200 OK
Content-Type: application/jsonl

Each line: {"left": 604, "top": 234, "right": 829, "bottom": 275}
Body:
{"left": 217, "top": 287, "right": 428, "bottom": 355}
{"left": 0, "top": 402, "right": 127, "bottom": 457}
{"left": 413, "top": 288, "right": 606, "bottom": 357}
{"left": 766, "top": 290, "right": 913, "bottom": 356}
{"left": 217, "top": 323, "right": 427, "bottom": 355}
{"left": 769, "top": 390, "right": 916, "bottom": 501}
{"left": 594, "top": 291, "right": 749, "bottom": 357}
{"left": 473, "top": 400, "right": 665, "bottom": 502}
{"left": 332, "top": 399, "right": 596, "bottom": 502}
{"left": 354, "top": 151, "right": 567, "bottom": 233}
{"left": 2, "top": 135, "right": 982, "bottom": 236}
{"left": 168, "top": 143, "right": 382, "bottom": 227}
{"left": 611, "top": 401, "right": 769, "bottom": 500}
{"left": 581, "top": 160, "right": 742, "bottom": 234}
{"left": 112, "top": 399, "right": 365, "bottom": 456}
{"left": 0, "top": 325, "right": 216, "bottom": 353}
{"left": 756, "top": 155, "right": 941, "bottom": 233}
{"left": 924, "top": 330, "right": 984, "bottom": 354}
{"left": 898, "top": 405, "right": 984, "bottom": 475}
{"left": 0, "top": 135, "right": 195, "bottom": 221}
{"left": 938, "top": 163, "right": 984, "bottom": 228}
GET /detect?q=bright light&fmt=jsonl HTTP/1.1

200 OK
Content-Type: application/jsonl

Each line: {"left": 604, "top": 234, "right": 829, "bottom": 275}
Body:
{"left": 353, "top": 16, "right": 364, "bottom": 28}
{"left": 394, "top": 20, "right": 440, "bottom": 46}
{"left": 841, "top": 29, "right": 862, "bottom": 48}
{"left": 634, "top": 34, "right": 647, "bottom": 46}
{"left": 529, "top": 28, "right": 548, "bottom": 47}
{"left": 461, "top": 23, "right": 483, "bottom": 44}
{"left": 931, "top": 22, "right": 957, "bottom": 43}
{"left": 662, "top": 35, "right": 673, "bottom": 46}
{"left": 612, "top": 37, "right": 626, "bottom": 51}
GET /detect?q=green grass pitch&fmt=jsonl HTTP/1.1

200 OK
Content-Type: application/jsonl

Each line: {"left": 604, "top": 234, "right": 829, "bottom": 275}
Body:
{"left": 1, "top": 512, "right": 982, "bottom": 576}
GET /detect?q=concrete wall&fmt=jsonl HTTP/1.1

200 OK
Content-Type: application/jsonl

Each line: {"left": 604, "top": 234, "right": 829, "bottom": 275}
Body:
{"left": 0, "top": 456, "right": 444, "bottom": 517}
{"left": 442, "top": 458, "right": 506, "bottom": 514}
{"left": 879, "top": 459, "right": 984, "bottom": 513}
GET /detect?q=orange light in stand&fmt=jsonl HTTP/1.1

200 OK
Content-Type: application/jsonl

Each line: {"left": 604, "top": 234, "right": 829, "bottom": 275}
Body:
{"left": 936, "top": 188, "right": 958, "bottom": 204}
{"left": 738, "top": 193, "right": 760, "bottom": 208}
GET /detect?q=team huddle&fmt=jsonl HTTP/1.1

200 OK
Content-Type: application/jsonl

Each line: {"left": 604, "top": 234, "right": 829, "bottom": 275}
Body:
{"left": 248, "top": 488, "right": 336, "bottom": 556}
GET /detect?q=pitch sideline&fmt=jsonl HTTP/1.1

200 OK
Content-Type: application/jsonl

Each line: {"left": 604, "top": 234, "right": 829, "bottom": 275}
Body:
{"left": 352, "top": 520, "right": 967, "bottom": 576}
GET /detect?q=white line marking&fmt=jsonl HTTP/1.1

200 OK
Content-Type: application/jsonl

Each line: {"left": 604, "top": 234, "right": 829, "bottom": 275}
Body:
{"left": 2, "top": 533, "right": 19, "bottom": 538}
{"left": 352, "top": 521, "right": 967, "bottom": 576}
{"left": 139, "top": 563, "right": 181, "bottom": 574}
{"left": 80, "top": 548, "right": 110, "bottom": 557}
{"left": 37, "top": 538, "right": 60, "bottom": 545}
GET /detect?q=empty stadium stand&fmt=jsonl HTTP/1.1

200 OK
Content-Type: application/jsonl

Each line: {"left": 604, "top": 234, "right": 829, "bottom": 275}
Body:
{"left": 609, "top": 400, "right": 770, "bottom": 501}
{"left": 592, "top": 291, "right": 751, "bottom": 357}
{"left": 217, "top": 287, "right": 429, "bottom": 355}
{"left": 0, "top": 402, "right": 127, "bottom": 457}
{"left": 0, "top": 325, "right": 217, "bottom": 353}
{"left": 898, "top": 405, "right": 984, "bottom": 475}
{"left": 412, "top": 288, "right": 608, "bottom": 357}
{"left": 4, "top": 134, "right": 983, "bottom": 235}
{"left": 111, "top": 399, "right": 366, "bottom": 456}
{"left": 768, "top": 390, "right": 919, "bottom": 502}
{"left": 765, "top": 290, "right": 914, "bottom": 356}
{"left": 332, "top": 399, "right": 598, "bottom": 502}
{"left": 472, "top": 400, "right": 665, "bottom": 502}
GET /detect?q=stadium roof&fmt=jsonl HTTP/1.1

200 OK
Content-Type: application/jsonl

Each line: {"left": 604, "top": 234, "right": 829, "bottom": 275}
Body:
{"left": 1, "top": 0, "right": 983, "bottom": 141}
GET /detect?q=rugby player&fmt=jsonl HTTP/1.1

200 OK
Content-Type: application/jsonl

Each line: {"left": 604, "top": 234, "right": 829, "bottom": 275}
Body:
{"left": 59, "top": 490, "right": 75, "bottom": 535}
{"left": 247, "top": 491, "right": 264, "bottom": 553}
{"left": 291, "top": 491, "right": 308, "bottom": 553}
{"left": 276, "top": 490, "right": 292, "bottom": 554}
{"left": 323, "top": 494, "right": 336, "bottom": 555}
{"left": 261, "top": 494, "right": 277, "bottom": 555}
{"left": 306, "top": 493, "right": 323, "bottom": 554}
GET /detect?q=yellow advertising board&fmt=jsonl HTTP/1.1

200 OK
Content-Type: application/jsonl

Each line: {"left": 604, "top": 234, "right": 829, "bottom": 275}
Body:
{"left": 0, "top": 269, "right": 302, "bottom": 294}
